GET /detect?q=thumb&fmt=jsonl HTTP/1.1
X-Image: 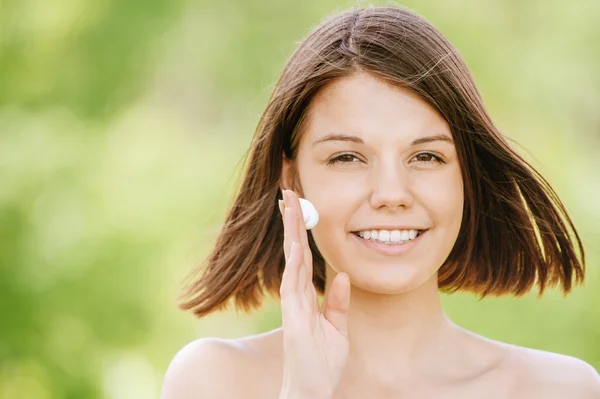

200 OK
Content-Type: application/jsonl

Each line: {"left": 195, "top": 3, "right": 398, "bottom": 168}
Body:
{"left": 322, "top": 272, "right": 351, "bottom": 337}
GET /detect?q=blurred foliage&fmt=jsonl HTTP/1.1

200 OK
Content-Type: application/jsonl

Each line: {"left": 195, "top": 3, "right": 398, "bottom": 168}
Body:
{"left": 0, "top": 0, "right": 599, "bottom": 397}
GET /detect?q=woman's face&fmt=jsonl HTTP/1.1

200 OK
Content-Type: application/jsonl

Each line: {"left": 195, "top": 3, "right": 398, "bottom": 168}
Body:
{"left": 283, "top": 72, "right": 464, "bottom": 294}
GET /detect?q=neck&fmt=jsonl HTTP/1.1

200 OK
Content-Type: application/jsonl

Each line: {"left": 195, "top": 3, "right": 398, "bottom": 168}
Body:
{"left": 324, "top": 264, "right": 460, "bottom": 382}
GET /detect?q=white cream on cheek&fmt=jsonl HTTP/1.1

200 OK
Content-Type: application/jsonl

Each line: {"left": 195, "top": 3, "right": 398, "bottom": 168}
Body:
{"left": 299, "top": 198, "right": 319, "bottom": 229}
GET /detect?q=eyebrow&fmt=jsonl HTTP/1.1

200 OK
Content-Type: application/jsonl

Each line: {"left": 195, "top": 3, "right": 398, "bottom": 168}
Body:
{"left": 311, "top": 133, "right": 454, "bottom": 148}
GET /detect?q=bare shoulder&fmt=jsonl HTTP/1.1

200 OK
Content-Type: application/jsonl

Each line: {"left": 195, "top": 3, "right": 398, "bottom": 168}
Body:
{"left": 505, "top": 345, "right": 600, "bottom": 399}
{"left": 160, "top": 328, "right": 283, "bottom": 399}
{"left": 159, "top": 336, "right": 250, "bottom": 399}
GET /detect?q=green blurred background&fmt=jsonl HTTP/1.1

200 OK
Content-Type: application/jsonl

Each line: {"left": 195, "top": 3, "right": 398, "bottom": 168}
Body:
{"left": 1, "top": 0, "right": 599, "bottom": 397}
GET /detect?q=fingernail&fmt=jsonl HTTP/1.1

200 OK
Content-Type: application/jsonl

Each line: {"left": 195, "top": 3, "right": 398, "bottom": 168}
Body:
{"left": 278, "top": 200, "right": 284, "bottom": 216}
{"left": 282, "top": 190, "right": 289, "bottom": 208}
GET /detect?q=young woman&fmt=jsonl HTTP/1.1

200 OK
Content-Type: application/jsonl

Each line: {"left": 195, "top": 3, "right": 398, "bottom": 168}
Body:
{"left": 161, "top": 5, "right": 600, "bottom": 399}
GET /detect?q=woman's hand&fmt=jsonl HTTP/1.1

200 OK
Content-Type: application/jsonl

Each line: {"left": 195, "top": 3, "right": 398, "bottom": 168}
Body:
{"left": 278, "top": 189, "right": 351, "bottom": 399}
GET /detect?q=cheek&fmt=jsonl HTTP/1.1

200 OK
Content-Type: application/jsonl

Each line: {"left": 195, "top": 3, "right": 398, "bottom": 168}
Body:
{"left": 305, "top": 198, "right": 351, "bottom": 272}
{"left": 414, "top": 168, "right": 464, "bottom": 230}
{"left": 299, "top": 163, "right": 365, "bottom": 214}
{"left": 305, "top": 182, "right": 362, "bottom": 233}
{"left": 299, "top": 168, "right": 363, "bottom": 257}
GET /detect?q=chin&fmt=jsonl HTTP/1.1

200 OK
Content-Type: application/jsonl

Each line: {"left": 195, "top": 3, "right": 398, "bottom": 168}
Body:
{"left": 345, "top": 262, "right": 435, "bottom": 295}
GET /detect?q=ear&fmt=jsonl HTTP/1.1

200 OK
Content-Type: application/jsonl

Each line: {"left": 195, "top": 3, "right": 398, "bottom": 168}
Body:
{"left": 279, "top": 151, "right": 295, "bottom": 192}
{"left": 279, "top": 151, "right": 303, "bottom": 196}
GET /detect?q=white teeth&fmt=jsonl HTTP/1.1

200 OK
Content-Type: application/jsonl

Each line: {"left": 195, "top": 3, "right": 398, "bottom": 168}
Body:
{"left": 357, "top": 229, "right": 420, "bottom": 244}
{"left": 401, "top": 230, "right": 409, "bottom": 241}
{"left": 378, "top": 230, "right": 390, "bottom": 241}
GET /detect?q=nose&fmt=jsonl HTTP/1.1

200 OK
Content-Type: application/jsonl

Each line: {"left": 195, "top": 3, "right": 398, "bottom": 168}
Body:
{"left": 369, "top": 160, "right": 414, "bottom": 211}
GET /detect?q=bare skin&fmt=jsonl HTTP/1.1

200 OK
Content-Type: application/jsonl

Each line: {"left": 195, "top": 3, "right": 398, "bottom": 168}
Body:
{"left": 160, "top": 73, "right": 600, "bottom": 398}
{"left": 161, "top": 326, "right": 600, "bottom": 398}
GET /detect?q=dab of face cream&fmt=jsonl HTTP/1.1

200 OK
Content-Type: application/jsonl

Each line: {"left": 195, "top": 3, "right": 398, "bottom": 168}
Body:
{"left": 299, "top": 198, "right": 319, "bottom": 230}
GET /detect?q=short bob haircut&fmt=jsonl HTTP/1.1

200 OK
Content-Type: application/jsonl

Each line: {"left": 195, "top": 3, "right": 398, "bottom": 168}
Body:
{"left": 179, "top": 5, "right": 585, "bottom": 317}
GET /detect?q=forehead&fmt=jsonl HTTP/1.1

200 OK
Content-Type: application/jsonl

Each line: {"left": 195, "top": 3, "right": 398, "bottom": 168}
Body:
{"left": 301, "top": 72, "right": 450, "bottom": 144}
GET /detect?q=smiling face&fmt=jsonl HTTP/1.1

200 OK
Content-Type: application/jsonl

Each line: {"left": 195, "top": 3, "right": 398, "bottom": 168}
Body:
{"left": 281, "top": 72, "right": 464, "bottom": 294}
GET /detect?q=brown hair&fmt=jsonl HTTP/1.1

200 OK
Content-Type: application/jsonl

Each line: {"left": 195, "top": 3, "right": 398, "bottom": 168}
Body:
{"left": 178, "top": 5, "right": 585, "bottom": 317}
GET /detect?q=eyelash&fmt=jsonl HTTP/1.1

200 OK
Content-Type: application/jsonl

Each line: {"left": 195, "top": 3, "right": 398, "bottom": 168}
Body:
{"left": 326, "top": 152, "right": 445, "bottom": 166}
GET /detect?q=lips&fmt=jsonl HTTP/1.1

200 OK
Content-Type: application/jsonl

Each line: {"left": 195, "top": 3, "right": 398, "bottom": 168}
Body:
{"left": 352, "top": 229, "right": 425, "bottom": 242}
{"left": 351, "top": 229, "right": 428, "bottom": 256}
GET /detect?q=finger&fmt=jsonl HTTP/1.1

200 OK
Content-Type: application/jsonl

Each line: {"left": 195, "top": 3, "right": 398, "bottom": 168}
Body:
{"left": 284, "top": 191, "right": 312, "bottom": 292}
{"left": 279, "top": 199, "right": 290, "bottom": 262}
{"left": 283, "top": 198, "right": 300, "bottom": 261}
{"left": 283, "top": 190, "right": 314, "bottom": 282}
{"left": 295, "top": 242, "right": 307, "bottom": 294}
{"left": 284, "top": 190, "right": 311, "bottom": 258}
{"left": 284, "top": 206, "right": 304, "bottom": 294}
{"left": 280, "top": 241, "right": 301, "bottom": 299}
{"left": 323, "top": 272, "right": 351, "bottom": 337}
{"left": 278, "top": 199, "right": 285, "bottom": 221}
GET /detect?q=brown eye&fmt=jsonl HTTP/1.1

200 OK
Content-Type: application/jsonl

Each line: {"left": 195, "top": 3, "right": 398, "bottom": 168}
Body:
{"left": 327, "top": 153, "right": 361, "bottom": 165}
{"left": 412, "top": 152, "right": 444, "bottom": 164}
